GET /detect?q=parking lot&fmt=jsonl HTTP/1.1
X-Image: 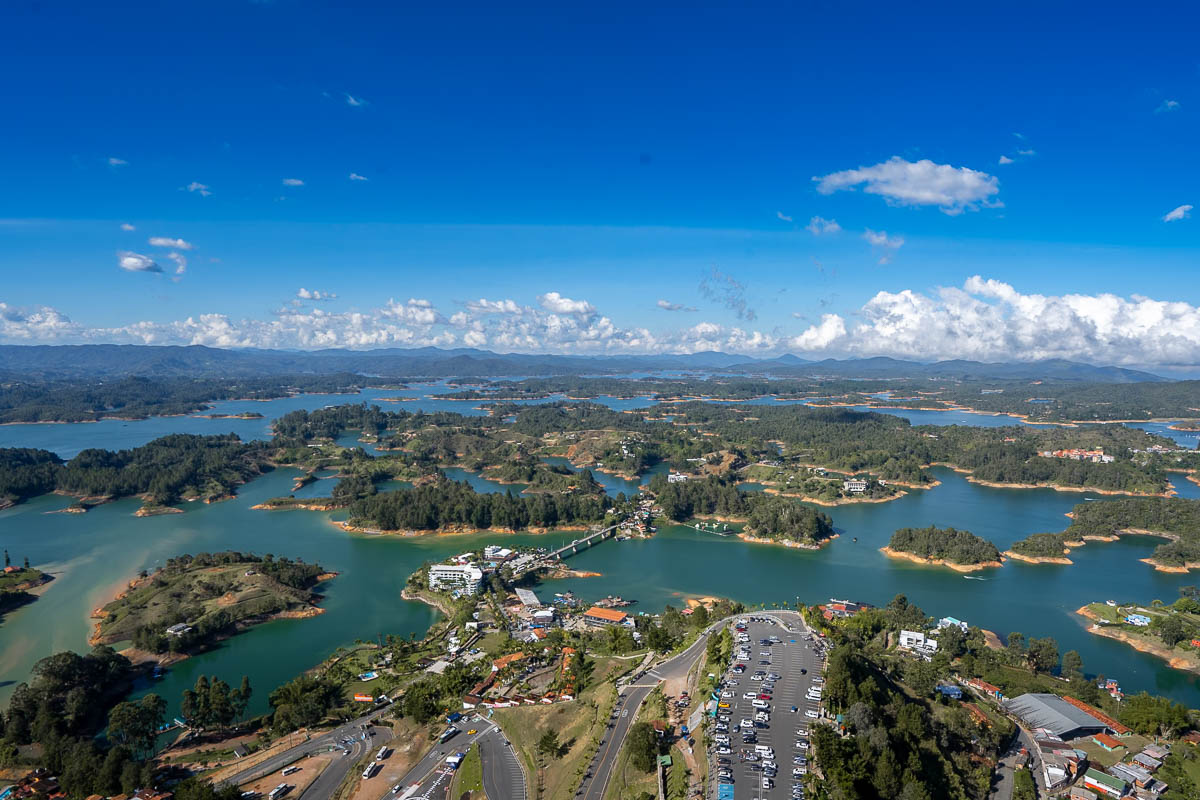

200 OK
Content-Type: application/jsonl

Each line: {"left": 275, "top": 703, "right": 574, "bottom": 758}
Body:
{"left": 710, "top": 613, "right": 826, "bottom": 800}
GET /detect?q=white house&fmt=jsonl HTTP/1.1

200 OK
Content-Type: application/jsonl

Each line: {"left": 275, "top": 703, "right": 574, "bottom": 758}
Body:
{"left": 429, "top": 564, "right": 484, "bottom": 594}
{"left": 842, "top": 479, "right": 868, "bottom": 493}
{"left": 899, "top": 630, "right": 938, "bottom": 652}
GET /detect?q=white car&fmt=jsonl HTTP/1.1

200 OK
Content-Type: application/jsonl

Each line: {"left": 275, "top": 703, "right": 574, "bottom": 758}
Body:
{"left": 717, "top": 746, "right": 731, "bottom": 754}
{"left": 721, "top": 691, "right": 733, "bottom": 698}
{"left": 794, "top": 766, "right": 808, "bottom": 776}
{"left": 741, "top": 718, "right": 755, "bottom": 728}
{"left": 743, "top": 692, "right": 758, "bottom": 700}
{"left": 805, "top": 710, "right": 819, "bottom": 718}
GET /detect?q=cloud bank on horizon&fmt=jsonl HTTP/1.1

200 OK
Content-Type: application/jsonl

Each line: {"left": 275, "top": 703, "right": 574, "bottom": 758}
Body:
{"left": 4, "top": 277, "right": 1200, "bottom": 367}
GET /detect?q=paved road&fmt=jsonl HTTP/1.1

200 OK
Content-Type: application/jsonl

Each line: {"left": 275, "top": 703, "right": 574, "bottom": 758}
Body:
{"left": 299, "top": 725, "right": 391, "bottom": 800}
{"left": 577, "top": 615, "right": 736, "bottom": 800}
{"left": 383, "top": 716, "right": 498, "bottom": 800}
{"left": 478, "top": 724, "right": 527, "bottom": 800}
{"left": 220, "top": 712, "right": 386, "bottom": 789}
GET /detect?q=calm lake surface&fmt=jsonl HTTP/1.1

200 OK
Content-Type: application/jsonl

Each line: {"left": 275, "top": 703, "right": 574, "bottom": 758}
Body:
{"left": 3, "top": 386, "right": 1200, "bottom": 716}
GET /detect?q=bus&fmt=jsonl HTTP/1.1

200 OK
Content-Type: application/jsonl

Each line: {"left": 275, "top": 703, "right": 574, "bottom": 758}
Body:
{"left": 268, "top": 785, "right": 290, "bottom": 800}
{"left": 376, "top": 746, "right": 391, "bottom": 760}
{"left": 439, "top": 726, "right": 459, "bottom": 743}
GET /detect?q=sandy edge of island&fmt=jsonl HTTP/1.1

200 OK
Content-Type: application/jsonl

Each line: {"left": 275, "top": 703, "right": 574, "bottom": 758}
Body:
{"left": 87, "top": 569, "right": 337, "bottom": 665}
{"left": 1076, "top": 605, "right": 1200, "bottom": 674}
{"left": 1001, "top": 550, "right": 1073, "bottom": 565}
{"left": 879, "top": 546, "right": 1004, "bottom": 572}
{"left": 738, "top": 532, "right": 838, "bottom": 551}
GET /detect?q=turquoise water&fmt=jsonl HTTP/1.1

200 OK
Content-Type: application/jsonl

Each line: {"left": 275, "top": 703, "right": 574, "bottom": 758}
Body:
{"left": 3, "top": 387, "right": 1200, "bottom": 718}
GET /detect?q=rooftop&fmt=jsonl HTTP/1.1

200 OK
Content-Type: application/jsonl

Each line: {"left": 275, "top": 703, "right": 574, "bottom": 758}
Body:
{"left": 584, "top": 606, "right": 628, "bottom": 622}
{"left": 1003, "top": 694, "right": 1111, "bottom": 738}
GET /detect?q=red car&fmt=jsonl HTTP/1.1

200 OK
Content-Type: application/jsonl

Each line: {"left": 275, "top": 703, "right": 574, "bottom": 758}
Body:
{"left": 758, "top": 693, "right": 772, "bottom": 700}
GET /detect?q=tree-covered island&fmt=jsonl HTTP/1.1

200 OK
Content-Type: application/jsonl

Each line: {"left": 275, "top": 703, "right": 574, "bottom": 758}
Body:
{"left": 882, "top": 525, "right": 1004, "bottom": 571}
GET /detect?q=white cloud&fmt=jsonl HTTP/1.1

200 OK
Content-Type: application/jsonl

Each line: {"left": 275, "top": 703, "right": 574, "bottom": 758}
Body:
{"left": 185, "top": 182, "right": 212, "bottom": 197}
{"left": 297, "top": 288, "right": 338, "bottom": 301}
{"left": 814, "top": 156, "right": 1000, "bottom": 215}
{"left": 657, "top": 299, "right": 697, "bottom": 312}
{"left": 166, "top": 252, "right": 187, "bottom": 276}
{"left": 537, "top": 292, "right": 595, "bottom": 316}
{"left": 1016, "top": 148, "right": 1036, "bottom": 157}
{"left": 1164, "top": 204, "right": 1193, "bottom": 222}
{"left": 382, "top": 297, "right": 441, "bottom": 325}
{"left": 148, "top": 236, "right": 194, "bottom": 250}
{"left": 805, "top": 216, "right": 842, "bottom": 236}
{"left": 776, "top": 211, "right": 793, "bottom": 222}
{"left": 998, "top": 155, "right": 1015, "bottom": 165}
{"left": 862, "top": 229, "right": 904, "bottom": 264}
{"left": 108, "top": 157, "right": 128, "bottom": 167}
{"left": 8, "top": 281, "right": 1200, "bottom": 365}
{"left": 348, "top": 173, "right": 368, "bottom": 181}
{"left": 120, "top": 223, "right": 136, "bottom": 231}
{"left": 789, "top": 313, "right": 846, "bottom": 350}
{"left": 282, "top": 178, "right": 305, "bottom": 187}
{"left": 785, "top": 276, "right": 1200, "bottom": 365}
{"left": 117, "top": 251, "right": 162, "bottom": 273}
{"left": 1156, "top": 99, "right": 1181, "bottom": 113}
{"left": 466, "top": 298, "right": 524, "bottom": 315}
{"left": 345, "top": 93, "right": 367, "bottom": 107}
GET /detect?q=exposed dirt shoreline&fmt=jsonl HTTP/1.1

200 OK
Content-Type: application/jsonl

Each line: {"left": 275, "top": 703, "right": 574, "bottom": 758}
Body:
{"left": 1076, "top": 605, "right": 1200, "bottom": 674}
{"left": 879, "top": 546, "right": 1004, "bottom": 573}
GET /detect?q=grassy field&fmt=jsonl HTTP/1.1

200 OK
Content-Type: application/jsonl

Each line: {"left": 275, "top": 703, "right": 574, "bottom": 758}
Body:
{"left": 603, "top": 687, "right": 663, "bottom": 800}
{"left": 493, "top": 657, "right": 623, "bottom": 800}
{"left": 95, "top": 562, "right": 321, "bottom": 644}
{"left": 0, "top": 567, "right": 48, "bottom": 591}
{"left": 1071, "top": 733, "right": 1152, "bottom": 769}
{"left": 451, "top": 744, "right": 484, "bottom": 798}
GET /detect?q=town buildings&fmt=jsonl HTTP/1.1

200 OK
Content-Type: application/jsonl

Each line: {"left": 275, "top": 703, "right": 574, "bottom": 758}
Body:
{"left": 428, "top": 563, "right": 484, "bottom": 594}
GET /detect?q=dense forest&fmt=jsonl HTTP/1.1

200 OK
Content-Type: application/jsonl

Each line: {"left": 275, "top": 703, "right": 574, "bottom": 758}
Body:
{"left": 346, "top": 477, "right": 610, "bottom": 531}
{"left": 1007, "top": 532, "right": 1072, "bottom": 559}
{"left": 0, "top": 434, "right": 272, "bottom": 507}
{"left": 1010, "top": 498, "right": 1200, "bottom": 567}
{"left": 742, "top": 494, "right": 836, "bottom": 544}
{"left": 886, "top": 526, "right": 1002, "bottom": 565}
{"left": 648, "top": 474, "right": 753, "bottom": 520}
{"left": 0, "top": 373, "right": 393, "bottom": 423}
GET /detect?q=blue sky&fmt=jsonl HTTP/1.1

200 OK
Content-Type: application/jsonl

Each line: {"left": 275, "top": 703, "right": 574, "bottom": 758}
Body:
{"left": 2, "top": 1, "right": 1198, "bottom": 365}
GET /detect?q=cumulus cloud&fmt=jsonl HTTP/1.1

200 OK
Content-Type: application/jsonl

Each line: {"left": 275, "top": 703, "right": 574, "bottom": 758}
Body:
{"left": 814, "top": 156, "right": 1000, "bottom": 215}
{"left": 345, "top": 93, "right": 367, "bottom": 107}
{"left": 538, "top": 292, "right": 595, "bottom": 316}
{"left": 7, "top": 281, "right": 1200, "bottom": 365}
{"left": 657, "top": 299, "right": 697, "bottom": 312}
{"left": 282, "top": 178, "right": 304, "bottom": 187}
{"left": 148, "top": 236, "right": 194, "bottom": 250}
{"left": 776, "top": 211, "right": 793, "bottom": 223}
{"left": 998, "top": 155, "right": 1015, "bottom": 165}
{"left": 1157, "top": 99, "right": 1181, "bottom": 113}
{"left": 166, "top": 253, "right": 187, "bottom": 276}
{"left": 466, "top": 298, "right": 523, "bottom": 315}
{"left": 117, "top": 251, "right": 162, "bottom": 273}
{"left": 382, "top": 297, "right": 441, "bottom": 325}
{"left": 120, "top": 223, "right": 136, "bottom": 231}
{"left": 806, "top": 216, "right": 842, "bottom": 236}
{"left": 862, "top": 229, "right": 904, "bottom": 264}
{"left": 185, "top": 182, "right": 211, "bottom": 197}
{"left": 297, "top": 288, "right": 338, "bottom": 301}
{"left": 698, "top": 268, "right": 755, "bottom": 321}
{"left": 108, "top": 157, "right": 128, "bottom": 167}
{"left": 785, "top": 276, "right": 1200, "bottom": 365}
{"left": 1164, "top": 204, "right": 1193, "bottom": 222}
{"left": 348, "top": 173, "right": 368, "bottom": 181}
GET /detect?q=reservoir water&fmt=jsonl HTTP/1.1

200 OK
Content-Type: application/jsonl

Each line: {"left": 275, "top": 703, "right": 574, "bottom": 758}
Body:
{"left": 2, "top": 386, "right": 1200, "bottom": 717}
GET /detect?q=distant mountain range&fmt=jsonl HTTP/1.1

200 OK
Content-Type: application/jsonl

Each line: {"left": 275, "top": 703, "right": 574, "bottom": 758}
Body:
{"left": 0, "top": 344, "right": 1168, "bottom": 383}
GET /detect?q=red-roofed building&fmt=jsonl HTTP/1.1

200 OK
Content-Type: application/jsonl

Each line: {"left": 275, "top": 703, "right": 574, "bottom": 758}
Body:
{"left": 1063, "top": 696, "right": 1131, "bottom": 735}
{"left": 583, "top": 606, "right": 630, "bottom": 626}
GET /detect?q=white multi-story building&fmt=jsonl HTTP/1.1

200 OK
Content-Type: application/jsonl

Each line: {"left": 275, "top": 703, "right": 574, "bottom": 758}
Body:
{"left": 429, "top": 564, "right": 484, "bottom": 594}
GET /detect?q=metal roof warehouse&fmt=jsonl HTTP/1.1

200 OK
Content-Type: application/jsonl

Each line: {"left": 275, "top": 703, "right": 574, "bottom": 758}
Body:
{"left": 1002, "top": 694, "right": 1111, "bottom": 739}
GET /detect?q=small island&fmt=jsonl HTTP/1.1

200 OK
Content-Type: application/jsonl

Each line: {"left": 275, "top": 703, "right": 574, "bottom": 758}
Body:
{"left": 0, "top": 557, "right": 53, "bottom": 619}
{"left": 881, "top": 525, "right": 1004, "bottom": 571}
{"left": 91, "top": 551, "right": 333, "bottom": 662}
{"left": 1004, "top": 532, "right": 1073, "bottom": 564}
{"left": 738, "top": 495, "right": 837, "bottom": 549}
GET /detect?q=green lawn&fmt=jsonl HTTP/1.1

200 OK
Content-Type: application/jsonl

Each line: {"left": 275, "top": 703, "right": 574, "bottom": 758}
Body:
{"left": 0, "top": 567, "right": 46, "bottom": 591}
{"left": 451, "top": 744, "right": 484, "bottom": 797}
